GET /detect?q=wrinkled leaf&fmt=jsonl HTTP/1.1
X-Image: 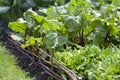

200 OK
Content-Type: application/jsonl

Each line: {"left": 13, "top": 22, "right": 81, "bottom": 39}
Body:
{"left": 8, "top": 21, "right": 27, "bottom": 33}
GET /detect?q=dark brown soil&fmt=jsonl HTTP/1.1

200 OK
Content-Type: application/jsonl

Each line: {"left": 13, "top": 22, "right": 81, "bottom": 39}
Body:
{"left": 0, "top": 33, "right": 49, "bottom": 80}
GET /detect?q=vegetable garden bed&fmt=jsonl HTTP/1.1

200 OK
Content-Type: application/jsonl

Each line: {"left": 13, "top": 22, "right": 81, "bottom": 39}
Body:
{"left": 1, "top": 0, "right": 120, "bottom": 80}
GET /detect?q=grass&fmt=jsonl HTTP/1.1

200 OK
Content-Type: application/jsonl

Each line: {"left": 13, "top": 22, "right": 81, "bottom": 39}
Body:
{"left": 0, "top": 45, "right": 32, "bottom": 80}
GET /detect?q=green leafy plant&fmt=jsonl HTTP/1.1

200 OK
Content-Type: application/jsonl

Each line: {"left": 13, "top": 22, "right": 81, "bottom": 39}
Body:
{"left": 55, "top": 45, "right": 120, "bottom": 80}
{"left": 9, "top": 0, "right": 120, "bottom": 48}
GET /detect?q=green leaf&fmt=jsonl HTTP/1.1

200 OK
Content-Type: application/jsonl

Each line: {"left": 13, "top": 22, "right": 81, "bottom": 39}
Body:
{"left": 58, "top": 35, "right": 68, "bottom": 46}
{"left": 62, "top": 15, "right": 80, "bottom": 32}
{"left": 90, "top": 19, "right": 107, "bottom": 46}
{"left": 47, "top": 6, "right": 57, "bottom": 20}
{"left": 35, "top": 37, "right": 43, "bottom": 45}
{"left": 8, "top": 20, "right": 27, "bottom": 33}
{"left": 21, "top": 37, "right": 35, "bottom": 49}
{"left": 44, "top": 31, "right": 68, "bottom": 48}
{"left": 110, "top": 26, "right": 119, "bottom": 36}
{"left": 23, "top": 8, "right": 37, "bottom": 23}
{"left": 44, "top": 32, "right": 58, "bottom": 48}
{"left": 33, "top": 15, "right": 44, "bottom": 23}
{"left": 42, "top": 20, "right": 58, "bottom": 33}
{"left": 27, "top": 37, "right": 35, "bottom": 45}
{"left": 70, "top": 0, "right": 77, "bottom": 6}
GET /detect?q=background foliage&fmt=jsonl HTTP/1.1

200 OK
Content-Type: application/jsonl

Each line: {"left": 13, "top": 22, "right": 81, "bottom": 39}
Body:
{"left": 0, "top": 0, "right": 69, "bottom": 21}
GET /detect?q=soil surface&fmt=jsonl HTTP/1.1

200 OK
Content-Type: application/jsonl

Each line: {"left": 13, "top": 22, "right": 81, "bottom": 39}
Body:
{"left": 0, "top": 33, "right": 49, "bottom": 80}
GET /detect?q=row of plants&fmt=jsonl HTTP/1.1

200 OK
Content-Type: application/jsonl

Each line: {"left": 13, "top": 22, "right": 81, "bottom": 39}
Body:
{"left": 55, "top": 45, "right": 120, "bottom": 80}
{"left": 8, "top": 0, "right": 120, "bottom": 80}
{"left": 9, "top": 0, "right": 120, "bottom": 48}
